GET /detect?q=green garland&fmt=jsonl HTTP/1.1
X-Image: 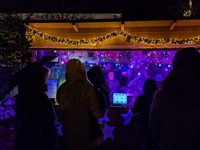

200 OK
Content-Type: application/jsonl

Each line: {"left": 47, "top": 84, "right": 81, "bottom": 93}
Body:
{"left": 26, "top": 27, "right": 200, "bottom": 46}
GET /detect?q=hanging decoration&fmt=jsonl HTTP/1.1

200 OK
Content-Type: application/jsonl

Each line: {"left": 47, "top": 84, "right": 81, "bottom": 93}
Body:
{"left": 183, "top": 0, "right": 192, "bottom": 17}
{"left": 121, "top": 109, "right": 133, "bottom": 126}
{"left": 103, "top": 123, "right": 115, "bottom": 141}
{"left": 99, "top": 110, "right": 110, "bottom": 123}
{"left": 26, "top": 27, "right": 200, "bottom": 46}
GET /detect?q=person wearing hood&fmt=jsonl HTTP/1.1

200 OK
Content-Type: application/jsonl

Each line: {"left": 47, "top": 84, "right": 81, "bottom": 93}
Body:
{"left": 14, "top": 66, "right": 59, "bottom": 150}
{"left": 87, "top": 65, "right": 110, "bottom": 140}
{"left": 150, "top": 47, "right": 200, "bottom": 150}
{"left": 131, "top": 78, "right": 158, "bottom": 150}
{"left": 56, "top": 59, "right": 105, "bottom": 150}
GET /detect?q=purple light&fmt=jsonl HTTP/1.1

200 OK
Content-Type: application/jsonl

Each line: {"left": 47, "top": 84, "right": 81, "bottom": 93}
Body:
{"left": 145, "top": 66, "right": 148, "bottom": 70}
{"left": 165, "top": 68, "right": 168, "bottom": 71}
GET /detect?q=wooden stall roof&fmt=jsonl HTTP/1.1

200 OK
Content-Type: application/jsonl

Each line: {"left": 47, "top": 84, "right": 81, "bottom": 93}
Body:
{"left": 27, "top": 19, "right": 200, "bottom": 50}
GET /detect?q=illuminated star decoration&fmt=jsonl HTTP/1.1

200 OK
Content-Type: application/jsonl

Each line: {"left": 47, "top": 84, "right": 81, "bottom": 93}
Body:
{"left": 103, "top": 123, "right": 115, "bottom": 141}
{"left": 57, "top": 125, "right": 63, "bottom": 136}
{"left": 121, "top": 108, "right": 133, "bottom": 126}
{"left": 99, "top": 109, "right": 110, "bottom": 123}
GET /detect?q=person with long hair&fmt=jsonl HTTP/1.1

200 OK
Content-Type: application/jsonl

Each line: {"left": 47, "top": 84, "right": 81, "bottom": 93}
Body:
{"left": 87, "top": 65, "right": 110, "bottom": 140}
{"left": 131, "top": 78, "right": 158, "bottom": 150}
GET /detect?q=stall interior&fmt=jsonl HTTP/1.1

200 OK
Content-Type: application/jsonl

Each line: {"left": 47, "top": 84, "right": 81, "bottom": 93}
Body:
{"left": 40, "top": 50, "right": 178, "bottom": 106}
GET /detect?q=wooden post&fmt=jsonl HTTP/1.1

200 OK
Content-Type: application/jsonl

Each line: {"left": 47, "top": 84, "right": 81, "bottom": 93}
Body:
{"left": 31, "top": 50, "right": 37, "bottom": 62}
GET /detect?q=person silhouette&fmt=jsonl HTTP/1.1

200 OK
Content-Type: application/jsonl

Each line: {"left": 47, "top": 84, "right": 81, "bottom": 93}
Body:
{"left": 150, "top": 47, "right": 200, "bottom": 150}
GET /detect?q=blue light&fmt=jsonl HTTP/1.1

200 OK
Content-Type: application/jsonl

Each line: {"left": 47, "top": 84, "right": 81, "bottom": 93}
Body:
{"left": 159, "top": 64, "right": 161, "bottom": 66}
{"left": 138, "top": 72, "right": 141, "bottom": 75}
{"left": 130, "top": 65, "right": 133, "bottom": 68}
{"left": 90, "top": 65, "right": 93, "bottom": 67}
{"left": 168, "top": 65, "right": 171, "bottom": 67}
{"left": 85, "top": 61, "right": 88, "bottom": 64}
{"left": 103, "top": 64, "right": 105, "bottom": 67}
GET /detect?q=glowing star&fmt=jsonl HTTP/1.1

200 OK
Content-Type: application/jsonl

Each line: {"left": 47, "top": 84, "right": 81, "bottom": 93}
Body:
{"left": 121, "top": 109, "right": 133, "bottom": 126}
{"left": 103, "top": 123, "right": 115, "bottom": 141}
{"left": 99, "top": 110, "right": 110, "bottom": 123}
{"left": 57, "top": 125, "right": 63, "bottom": 136}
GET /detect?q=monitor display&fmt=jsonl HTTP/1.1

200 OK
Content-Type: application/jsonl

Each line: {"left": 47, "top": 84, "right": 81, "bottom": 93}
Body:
{"left": 46, "top": 79, "right": 57, "bottom": 99}
{"left": 113, "top": 93, "right": 127, "bottom": 105}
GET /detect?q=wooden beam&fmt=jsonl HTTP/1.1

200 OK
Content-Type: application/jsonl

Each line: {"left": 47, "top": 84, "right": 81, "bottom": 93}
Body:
{"left": 170, "top": 20, "right": 177, "bottom": 30}
{"left": 121, "top": 21, "right": 124, "bottom": 31}
{"left": 72, "top": 23, "right": 79, "bottom": 32}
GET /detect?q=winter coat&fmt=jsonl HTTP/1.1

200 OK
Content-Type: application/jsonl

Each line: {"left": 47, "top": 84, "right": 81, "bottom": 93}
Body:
{"left": 150, "top": 68, "right": 200, "bottom": 150}
{"left": 57, "top": 59, "right": 105, "bottom": 150}
{"left": 132, "top": 94, "right": 155, "bottom": 134}
{"left": 14, "top": 85, "right": 59, "bottom": 150}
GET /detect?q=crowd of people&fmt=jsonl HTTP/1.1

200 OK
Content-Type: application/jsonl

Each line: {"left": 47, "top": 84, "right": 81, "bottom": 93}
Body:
{"left": 12, "top": 47, "right": 200, "bottom": 150}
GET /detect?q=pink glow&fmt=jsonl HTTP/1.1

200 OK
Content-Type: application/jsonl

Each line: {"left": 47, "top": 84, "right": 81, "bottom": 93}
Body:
{"left": 165, "top": 68, "right": 168, "bottom": 71}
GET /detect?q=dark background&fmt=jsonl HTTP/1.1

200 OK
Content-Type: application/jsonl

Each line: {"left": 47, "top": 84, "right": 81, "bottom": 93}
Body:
{"left": 0, "top": 0, "right": 200, "bottom": 20}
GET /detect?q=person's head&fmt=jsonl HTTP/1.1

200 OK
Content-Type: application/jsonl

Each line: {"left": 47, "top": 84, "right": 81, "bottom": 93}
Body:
{"left": 39, "top": 66, "right": 50, "bottom": 84}
{"left": 20, "top": 65, "right": 50, "bottom": 89}
{"left": 108, "top": 69, "right": 115, "bottom": 80}
{"left": 121, "top": 65, "right": 128, "bottom": 76}
{"left": 87, "top": 65, "right": 105, "bottom": 85}
{"left": 143, "top": 78, "right": 158, "bottom": 95}
{"left": 65, "top": 59, "right": 86, "bottom": 81}
{"left": 105, "top": 62, "right": 112, "bottom": 71}
{"left": 172, "top": 47, "right": 200, "bottom": 69}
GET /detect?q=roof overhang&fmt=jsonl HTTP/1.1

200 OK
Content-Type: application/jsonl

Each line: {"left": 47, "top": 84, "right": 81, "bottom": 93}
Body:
{"left": 26, "top": 19, "right": 200, "bottom": 50}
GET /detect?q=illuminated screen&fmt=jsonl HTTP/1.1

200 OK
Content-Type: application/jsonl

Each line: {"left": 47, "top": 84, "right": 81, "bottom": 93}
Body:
{"left": 113, "top": 93, "right": 127, "bottom": 105}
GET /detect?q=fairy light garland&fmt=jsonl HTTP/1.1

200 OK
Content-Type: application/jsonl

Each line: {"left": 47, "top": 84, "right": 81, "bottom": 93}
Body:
{"left": 26, "top": 27, "right": 200, "bottom": 46}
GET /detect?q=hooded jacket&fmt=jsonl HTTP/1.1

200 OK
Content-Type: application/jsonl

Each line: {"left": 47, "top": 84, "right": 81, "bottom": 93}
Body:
{"left": 150, "top": 68, "right": 200, "bottom": 150}
{"left": 57, "top": 59, "right": 104, "bottom": 150}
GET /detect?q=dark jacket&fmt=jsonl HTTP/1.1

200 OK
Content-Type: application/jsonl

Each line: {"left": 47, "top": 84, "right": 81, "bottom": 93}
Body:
{"left": 15, "top": 84, "right": 58, "bottom": 150}
{"left": 150, "top": 68, "right": 200, "bottom": 150}
{"left": 87, "top": 65, "right": 110, "bottom": 110}
{"left": 132, "top": 78, "right": 158, "bottom": 150}
{"left": 132, "top": 78, "right": 158, "bottom": 133}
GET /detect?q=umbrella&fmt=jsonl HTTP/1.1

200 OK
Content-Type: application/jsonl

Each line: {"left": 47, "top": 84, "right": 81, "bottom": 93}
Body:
{"left": 0, "top": 56, "right": 58, "bottom": 105}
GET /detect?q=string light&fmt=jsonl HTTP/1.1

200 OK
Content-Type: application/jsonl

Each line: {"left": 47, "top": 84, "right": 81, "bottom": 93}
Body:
{"left": 183, "top": 0, "right": 192, "bottom": 17}
{"left": 26, "top": 27, "right": 200, "bottom": 46}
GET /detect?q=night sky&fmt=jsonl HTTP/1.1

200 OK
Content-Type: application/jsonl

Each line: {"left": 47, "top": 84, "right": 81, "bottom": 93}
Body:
{"left": 0, "top": 0, "right": 199, "bottom": 20}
